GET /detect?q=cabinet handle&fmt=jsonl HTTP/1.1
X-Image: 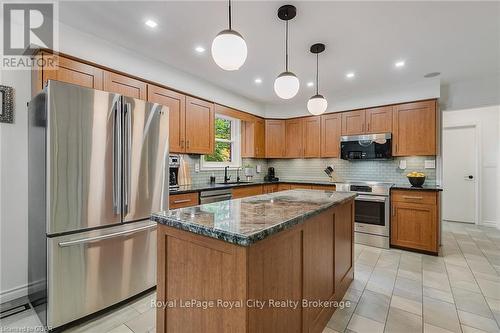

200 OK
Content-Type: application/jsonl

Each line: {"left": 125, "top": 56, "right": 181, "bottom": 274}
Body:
{"left": 367, "top": 123, "right": 370, "bottom": 131}
{"left": 402, "top": 196, "right": 423, "bottom": 200}
{"left": 392, "top": 206, "right": 395, "bottom": 216}
{"left": 173, "top": 199, "right": 191, "bottom": 204}
{"left": 180, "top": 140, "right": 185, "bottom": 148}
{"left": 187, "top": 140, "right": 190, "bottom": 149}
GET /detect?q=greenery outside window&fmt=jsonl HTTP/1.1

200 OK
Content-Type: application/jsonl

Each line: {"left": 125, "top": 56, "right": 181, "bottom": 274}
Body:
{"left": 201, "top": 114, "right": 241, "bottom": 169}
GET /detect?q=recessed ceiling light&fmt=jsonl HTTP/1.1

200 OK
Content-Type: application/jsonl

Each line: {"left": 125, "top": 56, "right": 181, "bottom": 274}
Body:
{"left": 307, "top": 82, "right": 314, "bottom": 87}
{"left": 145, "top": 20, "right": 158, "bottom": 28}
{"left": 254, "top": 78, "right": 262, "bottom": 84}
{"left": 346, "top": 72, "right": 355, "bottom": 79}
{"left": 395, "top": 60, "right": 405, "bottom": 68}
{"left": 424, "top": 72, "right": 441, "bottom": 78}
{"left": 195, "top": 46, "right": 205, "bottom": 53}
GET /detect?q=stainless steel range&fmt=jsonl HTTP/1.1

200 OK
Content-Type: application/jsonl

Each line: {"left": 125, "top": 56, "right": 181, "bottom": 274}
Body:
{"left": 336, "top": 181, "right": 393, "bottom": 248}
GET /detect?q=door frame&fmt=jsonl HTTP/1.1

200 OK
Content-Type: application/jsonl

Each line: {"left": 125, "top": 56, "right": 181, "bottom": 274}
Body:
{"left": 442, "top": 122, "right": 481, "bottom": 225}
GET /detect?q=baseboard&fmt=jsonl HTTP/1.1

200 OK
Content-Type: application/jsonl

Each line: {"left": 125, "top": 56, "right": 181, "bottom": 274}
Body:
{"left": 481, "top": 220, "right": 498, "bottom": 228}
{"left": 0, "top": 279, "right": 44, "bottom": 304}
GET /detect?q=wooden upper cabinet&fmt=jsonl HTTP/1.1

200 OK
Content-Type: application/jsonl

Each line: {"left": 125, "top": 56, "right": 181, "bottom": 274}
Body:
{"left": 147, "top": 84, "right": 186, "bottom": 153}
{"left": 242, "top": 118, "right": 265, "bottom": 158}
{"left": 185, "top": 97, "right": 215, "bottom": 154}
{"left": 104, "top": 71, "right": 147, "bottom": 99}
{"left": 393, "top": 100, "right": 436, "bottom": 156}
{"left": 40, "top": 53, "right": 104, "bottom": 91}
{"left": 341, "top": 110, "right": 366, "bottom": 135}
{"left": 302, "top": 116, "right": 321, "bottom": 158}
{"left": 265, "top": 120, "right": 286, "bottom": 158}
{"left": 320, "top": 113, "right": 342, "bottom": 158}
{"left": 285, "top": 118, "right": 303, "bottom": 158}
{"left": 365, "top": 106, "right": 392, "bottom": 133}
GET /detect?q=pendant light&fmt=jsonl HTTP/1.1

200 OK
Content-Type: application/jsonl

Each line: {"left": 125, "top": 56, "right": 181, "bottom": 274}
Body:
{"left": 274, "top": 5, "right": 300, "bottom": 99}
{"left": 211, "top": 0, "right": 247, "bottom": 71}
{"left": 307, "top": 43, "right": 328, "bottom": 115}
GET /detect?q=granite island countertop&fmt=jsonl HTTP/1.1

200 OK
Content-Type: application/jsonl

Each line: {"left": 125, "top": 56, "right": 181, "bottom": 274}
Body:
{"left": 152, "top": 190, "right": 356, "bottom": 246}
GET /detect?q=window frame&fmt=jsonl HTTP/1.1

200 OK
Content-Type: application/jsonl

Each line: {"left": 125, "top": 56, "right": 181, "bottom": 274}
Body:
{"left": 200, "top": 114, "right": 242, "bottom": 170}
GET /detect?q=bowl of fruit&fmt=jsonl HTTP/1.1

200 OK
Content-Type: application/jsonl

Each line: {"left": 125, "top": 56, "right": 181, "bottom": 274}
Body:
{"left": 407, "top": 171, "right": 426, "bottom": 187}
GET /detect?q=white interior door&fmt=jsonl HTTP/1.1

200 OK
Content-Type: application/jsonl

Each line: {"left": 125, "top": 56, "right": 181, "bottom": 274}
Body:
{"left": 442, "top": 125, "right": 477, "bottom": 223}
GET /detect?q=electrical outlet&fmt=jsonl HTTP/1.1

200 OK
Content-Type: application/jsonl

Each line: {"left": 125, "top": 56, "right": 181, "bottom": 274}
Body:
{"left": 256, "top": 165, "right": 261, "bottom": 173}
{"left": 399, "top": 160, "right": 407, "bottom": 170}
{"left": 424, "top": 160, "right": 436, "bottom": 169}
{"left": 195, "top": 163, "right": 200, "bottom": 172}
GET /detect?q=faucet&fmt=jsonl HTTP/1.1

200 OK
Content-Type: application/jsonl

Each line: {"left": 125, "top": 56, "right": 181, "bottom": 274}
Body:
{"left": 236, "top": 167, "right": 241, "bottom": 182}
{"left": 224, "top": 166, "right": 231, "bottom": 183}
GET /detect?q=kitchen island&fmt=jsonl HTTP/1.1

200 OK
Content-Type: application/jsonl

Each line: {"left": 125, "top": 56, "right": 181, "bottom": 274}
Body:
{"left": 152, "top": 190, "right": 356, "bottom": 333}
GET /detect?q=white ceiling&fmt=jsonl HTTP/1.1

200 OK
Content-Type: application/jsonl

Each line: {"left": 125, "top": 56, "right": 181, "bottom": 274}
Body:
{"left": 59, "top": 1, "right": 500, "bottom": 107}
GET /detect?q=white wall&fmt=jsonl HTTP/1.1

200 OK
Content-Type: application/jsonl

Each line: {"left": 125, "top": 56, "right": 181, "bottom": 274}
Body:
{"left": 441, "top": 74, "right": 500, "bottom": 111}
{"left": 442, "top": 105, "right": 500, "bottom": 227}
{"left": 264, "top": 78, "right": 440, "bottom": 118}
{"left": 0, "top": 21, "right": 265, "bottom": 302}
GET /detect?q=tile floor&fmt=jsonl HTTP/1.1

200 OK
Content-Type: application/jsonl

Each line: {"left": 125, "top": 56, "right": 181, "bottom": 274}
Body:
{"left": 1, "top": 221, "right": 500, "bottom": 333}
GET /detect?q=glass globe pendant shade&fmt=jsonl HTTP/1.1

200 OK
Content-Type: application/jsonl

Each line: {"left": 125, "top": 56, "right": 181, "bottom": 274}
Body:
{"left": 307, "top": 94, "right": 328, "bottom": 115}
{"left": 211, "top": 29, "right": 247, "bottom": 71}
{"left": 274, "top": 72, "right": 300, "bottom": 99}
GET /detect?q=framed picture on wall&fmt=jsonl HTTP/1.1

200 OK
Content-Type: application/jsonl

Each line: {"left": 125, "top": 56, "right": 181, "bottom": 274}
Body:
{"left": 0, "top": 85, "right": 14, "bottom": 124}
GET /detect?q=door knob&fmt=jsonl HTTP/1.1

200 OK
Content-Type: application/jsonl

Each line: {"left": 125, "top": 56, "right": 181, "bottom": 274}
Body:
{"left": 468, "top": 175, "right": 473, "bottom": 179}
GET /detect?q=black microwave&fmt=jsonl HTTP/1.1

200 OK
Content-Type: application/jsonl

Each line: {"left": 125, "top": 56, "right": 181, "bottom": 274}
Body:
{"left": 340, "top": 133, "right": 392, "bottom": 160}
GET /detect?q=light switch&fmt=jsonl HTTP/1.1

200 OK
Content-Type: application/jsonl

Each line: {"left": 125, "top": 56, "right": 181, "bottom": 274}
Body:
{"left": 398, "top": 160, "right": 407, "bottom": 170}
{"left": 424, "top": 160, "right": 436, "bottom": 169}
{"left": 195, "top": 163, "right": 200, "bottom": 172}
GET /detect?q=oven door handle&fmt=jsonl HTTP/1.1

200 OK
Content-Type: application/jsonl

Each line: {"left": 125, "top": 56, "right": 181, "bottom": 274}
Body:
{"left": 355, "top": 195, "right": 387, "bottom": 203}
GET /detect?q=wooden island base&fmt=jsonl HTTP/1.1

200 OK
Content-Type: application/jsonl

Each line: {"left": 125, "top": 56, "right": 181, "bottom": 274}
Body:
{"left": 156, "top": 199, "right": 355, "bottom": 333}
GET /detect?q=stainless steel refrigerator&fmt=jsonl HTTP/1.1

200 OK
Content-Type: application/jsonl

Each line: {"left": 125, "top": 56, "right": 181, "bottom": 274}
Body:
{"left": 28, "top": 80, "right": 169, "bottom": 329}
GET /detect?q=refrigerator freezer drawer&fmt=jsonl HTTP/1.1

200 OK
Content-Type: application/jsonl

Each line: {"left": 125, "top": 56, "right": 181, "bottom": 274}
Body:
{"left": 47, "top": 221, "right": 156, "bottom": 328}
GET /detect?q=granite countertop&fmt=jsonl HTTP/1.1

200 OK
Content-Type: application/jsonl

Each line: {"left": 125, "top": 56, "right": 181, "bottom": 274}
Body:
{"left": 391, "top": 184, "right": 443, "bottom": 192}
{"left": 152, "top": 190, "right": 356, "bottom": 246}
{"left": 171, "top": 180, "right": 337, "bottom": 194}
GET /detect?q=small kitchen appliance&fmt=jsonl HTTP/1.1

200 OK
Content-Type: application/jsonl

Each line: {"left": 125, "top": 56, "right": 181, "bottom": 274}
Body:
{"left": 169, "top": 154, "right": 180, "bottom": 191}
{"left": 264, "top": 167, "right": 279, "bottom": 182}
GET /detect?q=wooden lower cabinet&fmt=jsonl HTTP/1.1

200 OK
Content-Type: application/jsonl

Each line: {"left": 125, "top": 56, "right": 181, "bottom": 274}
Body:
{"left": 232, "top": 185, "right": 263, "bottom": 199}
{"left": 263, "top": 184, "right": 279, "bottom": 194}
{"left": 390, "top": 190, "right": 439, "bottom": 254}
{"left": 278, "top": 184, "right": 292, "bottom": 191}
{"left": 156, "top": 200, "right": 354, "bottom": 333}
{"left": 289, "top": 184, "right": 312, "bottom": 190}
{"left": 169, "top": 192, "right": 199, "bottom": 209}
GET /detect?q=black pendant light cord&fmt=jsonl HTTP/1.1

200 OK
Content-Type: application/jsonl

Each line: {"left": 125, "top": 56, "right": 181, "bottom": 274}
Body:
{"left": 285, "top": 20, "right": 289, "bottom": 71}
{"left": 316, "top": 53, "right": 319, "bottom": 95}
{"left": 228, "top": 0, "right": 232, "bottom": 30}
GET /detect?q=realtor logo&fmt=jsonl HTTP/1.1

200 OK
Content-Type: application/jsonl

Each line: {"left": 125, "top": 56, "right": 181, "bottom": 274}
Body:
{"left": 3, "top": 3, "right": 53, "bottom": 55}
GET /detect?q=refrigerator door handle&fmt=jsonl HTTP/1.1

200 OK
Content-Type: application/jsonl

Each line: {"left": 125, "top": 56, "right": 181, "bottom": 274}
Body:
{"left": 123, "top": 102, "right": 132, "bottom": 215}
{"left": 112, "top": 98, "right": 122, "bottom": 214}
{"left": 57, "top": 224, "right": 156, "bottom": 247}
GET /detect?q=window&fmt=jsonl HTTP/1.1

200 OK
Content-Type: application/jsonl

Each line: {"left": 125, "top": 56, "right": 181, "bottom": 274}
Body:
{"left": 201, "top": 115, "right": 241, "bottom": 169}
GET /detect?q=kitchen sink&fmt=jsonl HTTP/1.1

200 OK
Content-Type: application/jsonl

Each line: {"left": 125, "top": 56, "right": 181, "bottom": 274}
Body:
{"left": 216, "top": 181, "right": 253, "bottom": 185}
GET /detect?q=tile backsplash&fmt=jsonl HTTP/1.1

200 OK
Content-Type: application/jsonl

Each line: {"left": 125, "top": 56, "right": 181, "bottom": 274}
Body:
{"left": 180, "top": 155, "right": 436, "bottom": 186}
{"left": 268, "top": 156, "right": 436, "bottom": 185}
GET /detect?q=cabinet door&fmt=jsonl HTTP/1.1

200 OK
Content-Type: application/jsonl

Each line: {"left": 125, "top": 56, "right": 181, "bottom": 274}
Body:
{"left": 241, "top": 121, "right": 253, "bottom": 158}
{"left": 232, "top": 185, "right": 263, "bottom": 199}
{"left": 185, "top": 97, "right": 215, "bottom": 154}
{"left": 255, "top": 119, "right": 266, "bottom": 158}
{"left": 42, "top": 54, "right": 104, "bottom": 90}
{"left": 285, "top": 118, "right": 303, "bottom": 158}
{"left": 341, "top": 110, "right": 366, "bottom": 135}
{"left": 391, "top": 201, "right": 437, "bottom": 252}
{"left": 366, "top": 106, "right": 392, "bottom": 133}
{"left": 289, "top": 184, "right": 312, "bottom": 190}
{"left": 147, "top": 85, "right": 186, "bottom": 153}
{"left": 393, "top": 100, "right": 436, "bottom": 156}
{"left": 104, "top": 71, "right": 147, "bottom": 99}
{"left": 265, "top": 120, "right": 286, "bottom": 158}
{"left": 320, "top": 113, "right": 342, "bottom": 157}
{"left": 302, "top": 116, "right": 321, "bottom": 158}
